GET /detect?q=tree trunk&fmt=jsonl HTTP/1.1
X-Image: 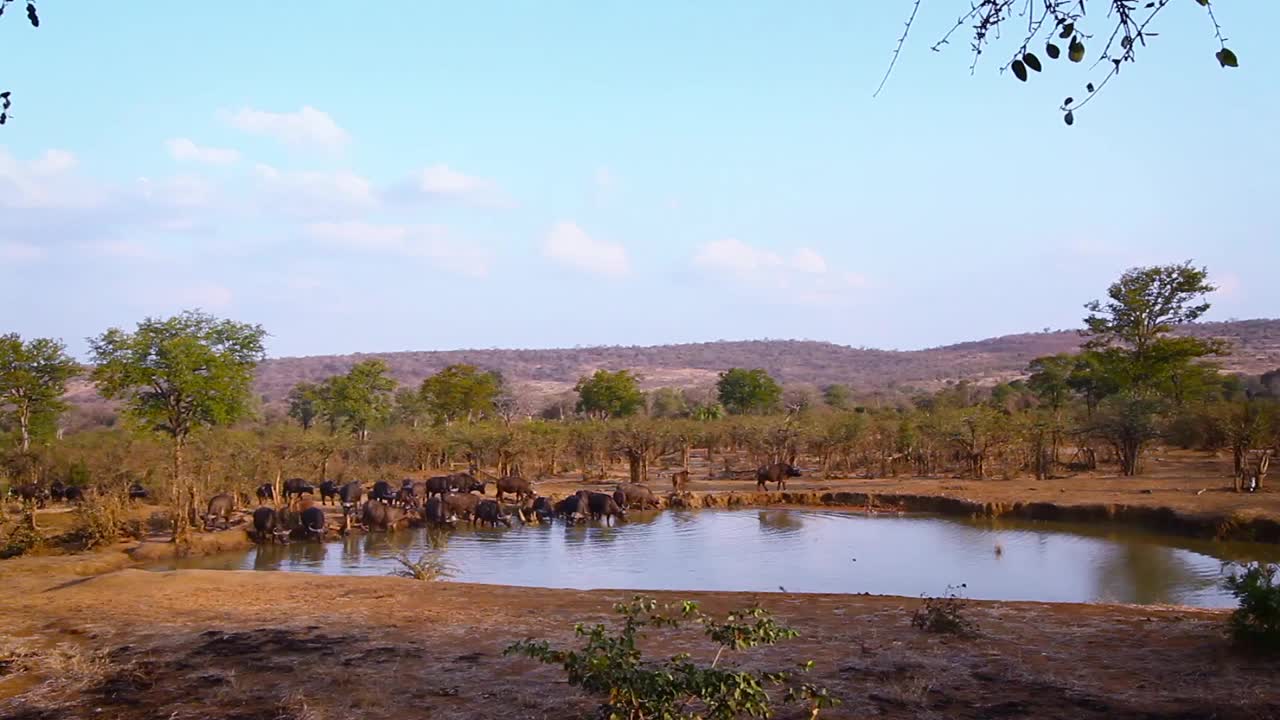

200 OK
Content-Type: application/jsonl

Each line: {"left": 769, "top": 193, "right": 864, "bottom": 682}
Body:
{"left": 17, "top": 400, "right": 31, "bottom": 452}
{"left": 171, "top": 436, "right": 192, "bottom": 549}
{"left": 627, "top": 451, "right": 642, "bottom": 484}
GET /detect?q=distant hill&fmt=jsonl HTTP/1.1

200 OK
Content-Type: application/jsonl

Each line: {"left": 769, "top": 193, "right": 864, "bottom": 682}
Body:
{"left": 248, "top": 319, "right": 1280, "bottom": 408}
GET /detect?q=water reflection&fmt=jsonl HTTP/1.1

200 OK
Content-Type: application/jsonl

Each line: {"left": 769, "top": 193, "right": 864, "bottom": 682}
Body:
{"left": 160, "top": 509, "right": 1280, "bottom": 608}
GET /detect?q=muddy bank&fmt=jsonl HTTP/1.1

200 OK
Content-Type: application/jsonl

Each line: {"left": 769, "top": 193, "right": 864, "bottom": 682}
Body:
{"left": 1, "top": 566, "right": 1277, "bottom": 719}
{"left": 668, "top": 489, "right": 1280, "bottom": 543}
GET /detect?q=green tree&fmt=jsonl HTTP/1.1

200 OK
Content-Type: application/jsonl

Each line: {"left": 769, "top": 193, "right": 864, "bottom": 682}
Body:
{"left": 575, "top": 369, "right": 644, "bottom": 420}
{"left": 0, "top": 334, "right": 78, "bottom": 452}
{"left": 393, "top": 386, "right": 431, "bottom": 428}
{"left": 647, "top": 387, "right": 689, "bottom": 419}
{"left": 716, "top": 368, "right": 782, "bottom": 415}
{"left": 330, "top": 360, "right": 397, "bottom": 441}
{"left": 88, "top": 310, "right": 266, "bottom": 543}
{"left": 286, "top": 381, "right": 319, "bottom": 432}
{"left": 822, "top": 383, "right": 854, "bottom": 411}
{"left": 1078, "top": 263, "right": 1223, "bottom": 476}
{"left": 420, "top": 364, "right": 502, "bottom": 424}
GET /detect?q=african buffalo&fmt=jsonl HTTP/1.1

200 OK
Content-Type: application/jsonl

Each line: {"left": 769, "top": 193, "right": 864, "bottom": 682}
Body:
{"left": 338, "top": 481, "right": 363, "bottom": 508}
{"left": 318, "top": 480, "right": 340, "bottom": 506}
{"left": 11, "top": 483, "right": 48, "bottom": 507}
{"left": 361, "top": 500, "right": 408, "bottom": 531}
{"left": 63, "top": 486, "right": 85, "bottom": 503}
{"left": 475, "top": 499, "right": 512, "bottom": 528}
{"left": 584, "top": 491, "right": 626, "bottom": 525}
{"left": 424, "top": 476, "right": 453, "bottom": 499}
{"left": 205, "top": 493, "right": 235, "bottom": 530}
{"left": 49, "top": 480, "right": 67, "bottom": 503}
{"left": 522, "top": 496, "right": 554, "bottom": 524}
{"left": 252, "top": 506, "right": 289, "bottom": 543}
{"left": 494, "top": 476, "right": 534, "bottom": 503}
{"left": 283, "top": 478, "right": 315, "bottom": 499}
{"left": 554, "top": 494, "right": 587, "bottom": 523}
{"left": 421, "top": 496, "right": 457, "bottom": 527}
{"left": 128, "top": 483, "right": 149, "bottom": 501}
{"left": 255, "top": 483, "right": 275, "bottom": 504}
{"left": 671, "top": 470, "right": 690, "bottom": 492}
{"left": 452, "top": 473, "right": 486, "bottom": 495}
{"left": 613, "top": 483, "right": 659, "bottom": 510}
{"left": 756, "top": 462, "right": 801, "bottom": 491}
{"left": 299, "top": 506, "right": 327, "bottom": 540}
{"left": 370, "top": 480, "right": 397, "bottom": 504}
{"left": 442, "top": 492, "right": 482, "bottom": 523}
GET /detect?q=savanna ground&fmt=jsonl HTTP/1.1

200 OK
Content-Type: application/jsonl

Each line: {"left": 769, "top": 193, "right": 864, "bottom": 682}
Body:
{"left": 2, "top": 449, "right": 1279, "bottom": 719}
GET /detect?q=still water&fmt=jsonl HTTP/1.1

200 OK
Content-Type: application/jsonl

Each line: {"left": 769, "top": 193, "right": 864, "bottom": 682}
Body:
{"left": 160, "top": 509, "right": 1280, "bottom": 608}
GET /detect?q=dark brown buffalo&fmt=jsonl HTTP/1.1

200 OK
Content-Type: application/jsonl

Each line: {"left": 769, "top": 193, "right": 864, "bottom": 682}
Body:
{"left": 494, "top": 476, "right": 534, "bottom": 503}
{"left": 338, "top": 481, "right": 363, "bottom": 508}
{"left": 421, "top": 496, "right": 456, "bottom": 527}
{"left": 671, "top": 470, "right": 690, "bottom": 492}
{"left": 522, "top": 496, "right": 554, "bottom": 524}
{"left": 474, "top": 499, "right": 512, "bottom": 528}
{"left": 63, "top": 486, "right": 85, "bottom": 503}
{"left": 756, "top": 462, "right": 801, "bottom": 491}
{"left": 127, "top": 483, "right": 149, "bottom": 501}
{"left": 361, "top": 500, "right": 408, "bottom": 531}
{"left": 318, "top": 480, "right": 340, "bottom": 505}
{"left": 299, "top": 506, "right": 327, "bottom": 540}
{"left": 442, "top": 492, "right": 482, "bottom": 523}
{"left": 554, "top": 494, "right": 586, "bottom": 523}
{"left": 49, "top": 480, "right": 67, "bottom": 502}
{"left": 584, "top": 491, "right": 626, "bottom": 525}
{"left": 283, "top": 478, "right": 314, "bottom": 499}
{"left": 205, "top": 493, "right": 235, "bottom": 530}
{"left": 255, "top": 483, "right": 274, "bottom": 504}
{"left": 613, "top": 483, "right": 659, "bottom": 510}
{"left": 11, "top": 483, "right": 48, "bottom": 507}
{"left": 452, "top": 473, "right": 486, "bottom": 495}
{"left": 252, "top": 506, "right": 288, "bottom": 543}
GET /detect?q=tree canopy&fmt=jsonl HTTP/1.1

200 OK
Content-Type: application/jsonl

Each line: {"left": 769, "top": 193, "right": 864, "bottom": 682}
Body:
{"left": 575, "top": 369, "right": 644, "bottom": 420}
{"left": 717, "top": 368, "right": 783, "bottom": 415}
{"left": 420, "top": 364, "right": 502, "bottom": 425}
{"left": 0, "top": 333, "right": 78, "bottom": 451}
{"left": 315, "top": 360, "right": 397, "bottom": 440}
{"left": 88, "top": 310, "right": 266, "bottom": 444}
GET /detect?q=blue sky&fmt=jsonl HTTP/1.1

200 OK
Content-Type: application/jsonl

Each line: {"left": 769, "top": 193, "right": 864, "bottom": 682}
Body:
{"left": 1, "top": 2, "right": 1275, "bottom": 359}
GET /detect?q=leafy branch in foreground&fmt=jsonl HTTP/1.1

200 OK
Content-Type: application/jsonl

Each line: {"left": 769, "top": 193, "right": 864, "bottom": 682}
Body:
{"left": 505, "top": 596, "right": 838, "bottom": 720}
{"left": 880, "top": 1, "right": 1239, "bottom": 124}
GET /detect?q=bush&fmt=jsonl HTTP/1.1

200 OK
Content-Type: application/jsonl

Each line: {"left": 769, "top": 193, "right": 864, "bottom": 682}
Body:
{"left": 1, "top": 509, "right": 42, "bottom": 559}
{"left": 1224, "top": 563, "right": 1280, "bottom": 653}
{"left": 390, "top": 527, "right": 452, "bottom": 581}
{"left": 911, "top": 584, "right": 978, "bottom": 636}
{"left": 70, "top": 489, "right": 140, "bottom": 549}
{"left": 506, "top": 596, "right": 838, "bottom": 720}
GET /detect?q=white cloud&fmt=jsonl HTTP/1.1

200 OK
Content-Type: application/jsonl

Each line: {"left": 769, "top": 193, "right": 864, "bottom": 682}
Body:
{"left": 305, "top": 221, "right": 492, "bottom": 277}
{"left": 165, "top": 138, "right": 240, "bottom": 166}
{"left": 136, "top": 175, "right": 217, "bottom": 208}
{"left": 0, "top": 148, "right": 102, "bottom": 209}
{"left": 225, "top": 106, "right": 349, "bottom": 148}
{"left": 253, "top": 163, "right": 376, "bottom": 215}
{"left": 0, "top": 241, "right": 43, "bottom": 262}
{"left": 692, "top": 239, "right": 865, "bottom": 304}
{"left": 543, "top": 221, "right": 629, "bottom": 277}
{"left": 411, "top": 164, "right": 511, "bottom": 207}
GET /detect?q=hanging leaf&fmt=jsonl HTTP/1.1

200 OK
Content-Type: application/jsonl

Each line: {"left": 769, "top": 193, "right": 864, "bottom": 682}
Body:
{"left": 1216, "top": 48, "right": 1239, "bottom": 68}
{"left": 1023, "top": 53, "right": 1042, "bottom": 72}
{"left": 1059, "top": 23, "right": 1074, "bottom": 39}
{"left": 1046, "top": 43, "right": 1061, "bottom": 59}
{"left": 1063, "top": 97, "right": 1074, "bottom": 107}
{"left": 1068, "top": 39, "right": 1086, "bottom": 63}
{"left": 1064, "top": 111, "right": 1074, "bottom": 126}
{"left": 1011, "top": 60, "right": 1028, "bottom": 82}
{"left": 1195, "top": 0, "right": 1209, "bottom": 6}
{"left": 25, "top": 1, "right": 37, "bottom": 27}
{"left": 1086, "top": 82, "right": 1095, "bottom": 93}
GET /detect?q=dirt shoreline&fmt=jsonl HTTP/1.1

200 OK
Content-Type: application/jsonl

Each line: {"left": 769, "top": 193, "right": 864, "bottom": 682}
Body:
{"left": 6, "top": 462, "right": 1280, "bottom": 718}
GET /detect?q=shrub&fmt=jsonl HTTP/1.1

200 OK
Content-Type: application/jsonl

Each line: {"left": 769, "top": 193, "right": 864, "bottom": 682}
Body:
{"left": 70, "top": 489, "right": 140, "bottom": 549}
{"left": 911, "top": 584, "right": 978, "bottom": 636}
{"left": 1, "top": 511, "right": 42, "bottom": 559}
{"left": 1224, "top": 563, "right": 1280, "bottom": 653}
{"left": 391, "top": 527, "right": 452, "bottom": 581}
{"left": 505, "top": 595, "right": 838, "bottom": 720}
